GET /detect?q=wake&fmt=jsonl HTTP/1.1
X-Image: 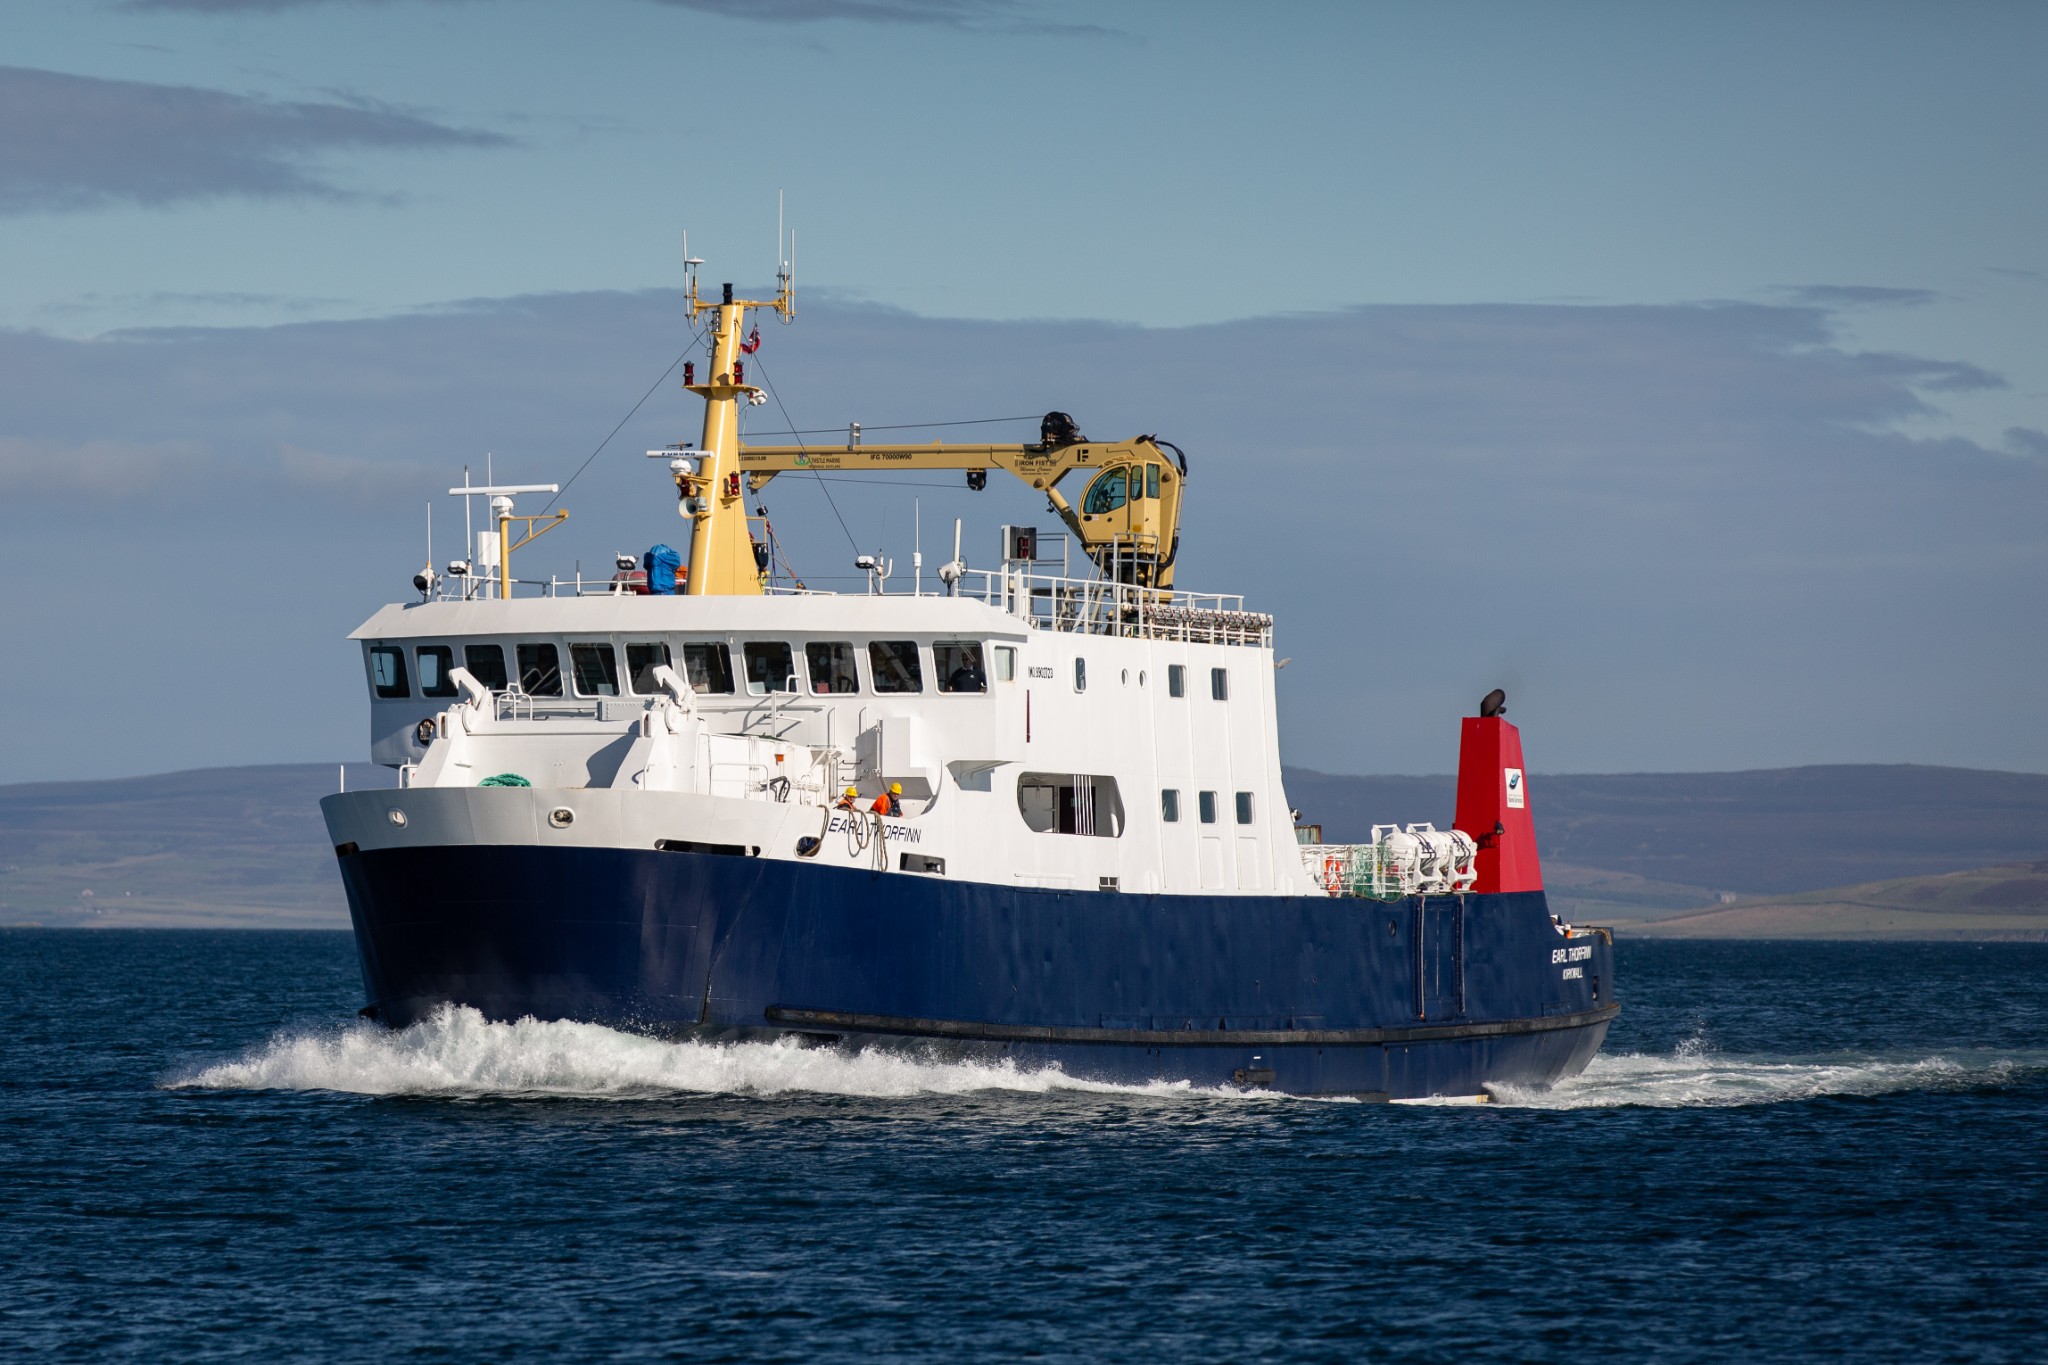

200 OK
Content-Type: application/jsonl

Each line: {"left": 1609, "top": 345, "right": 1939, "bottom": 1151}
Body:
{"left": 1486, "top": 1036, "right": 2047, "bottom": 1109}
{"left": 166, "top": 1006, "right": 2045, "bottom": 1108}
{"left": 166, "top": 1005, "right": 1191, "bottom": 1101}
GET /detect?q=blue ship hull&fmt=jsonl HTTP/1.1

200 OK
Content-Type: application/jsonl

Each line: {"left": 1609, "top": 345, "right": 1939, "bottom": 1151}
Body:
{"left": 336, "top": 844, "right": 1616, "bottom": 1099}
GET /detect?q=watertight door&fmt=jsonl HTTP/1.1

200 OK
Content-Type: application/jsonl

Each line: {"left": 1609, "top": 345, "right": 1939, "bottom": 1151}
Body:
{"left": 1416, "top": 900, "right": 1463, "bottom": 1020}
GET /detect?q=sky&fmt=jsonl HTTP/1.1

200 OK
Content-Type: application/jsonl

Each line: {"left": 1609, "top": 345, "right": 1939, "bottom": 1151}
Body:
{"left": 1, "top": 0, "right": 2044, "bottom": 783}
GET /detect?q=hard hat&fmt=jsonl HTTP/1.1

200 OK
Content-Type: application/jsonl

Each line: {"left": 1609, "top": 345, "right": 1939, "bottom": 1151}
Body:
{"left": 843, "top": 786, "right": 857, "bottom": 797}
{"left": 889, "top": 782, "right": 902, "bottom": 794}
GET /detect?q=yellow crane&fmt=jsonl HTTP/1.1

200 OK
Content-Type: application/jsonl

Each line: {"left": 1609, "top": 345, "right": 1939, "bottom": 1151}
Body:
{"left": 669, "top": 271, "right": 1187, "bottom": 595}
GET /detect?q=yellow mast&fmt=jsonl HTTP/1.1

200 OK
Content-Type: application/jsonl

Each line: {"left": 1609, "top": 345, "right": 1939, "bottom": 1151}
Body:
{"left": 680, "top": 272, "right": 793, "bottom": 596}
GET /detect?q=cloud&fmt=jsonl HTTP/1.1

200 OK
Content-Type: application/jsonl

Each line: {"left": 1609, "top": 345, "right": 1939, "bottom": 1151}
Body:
{"left": 124, "top": 0, "right": 1115, "bottom": 33}
{"left": 1779, "top": 285, "right": 1939, "bottom": 308}
{"left": 0, "top": 289, "right": 2042, "bottom": 784}
{"left": 0, "top": 66, "right": 508, "bottom": 215}
{"left": 2007, "top": 427, "right": 2048, "bottom": 459}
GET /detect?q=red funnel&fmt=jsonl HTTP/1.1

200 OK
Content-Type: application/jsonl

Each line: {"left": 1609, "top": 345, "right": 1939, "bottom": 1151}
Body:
{"left": 1453, "top": 716, "right": 1543, "bottom": 894}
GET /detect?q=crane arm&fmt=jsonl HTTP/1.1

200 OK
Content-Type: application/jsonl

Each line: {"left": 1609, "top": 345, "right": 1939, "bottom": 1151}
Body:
{"left": 732, "top": 436, "right": 1187, "bottom": 587}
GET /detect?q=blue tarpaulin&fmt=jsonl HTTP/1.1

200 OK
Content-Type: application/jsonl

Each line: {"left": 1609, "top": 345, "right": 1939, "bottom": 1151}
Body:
{"left": 644, "top": 543, "right": 681, "bottom": 594}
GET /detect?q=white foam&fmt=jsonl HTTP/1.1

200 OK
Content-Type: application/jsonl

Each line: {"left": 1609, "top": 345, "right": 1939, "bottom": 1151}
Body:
{"left": 166, "top": 1006, "right": 2042, "bottom": 1108}
{"left": 167, "top": 1004, "right": 1195, "bottom": 1100}
{"left": 1486, "top": 1039, "right": 2046, "bottom": 1109}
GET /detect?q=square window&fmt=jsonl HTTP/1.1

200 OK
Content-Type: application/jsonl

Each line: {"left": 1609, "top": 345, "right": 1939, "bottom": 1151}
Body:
{"left": 994, "top": 646, "right": 1016, "bottom": 682}
{"left": 417, "top": 645, "right": 456, "bottom": 698}
{"left": 464, "top": 644, "right": 507, "bottom": 691}
{"left": 683, "top": 642, "right": 734, "bottom": 694}
{"left": 516, "top": 643, "right": 562, "bottom": 697}
{"left": 806, "top": 641, "right": 860, "bottom": 694}
{"left": 1211, "top": 667, "right": 1229, "bottom": 701}
{"left": 1198, "top": 790, "right": 1218, "bottom": 824}
{"left": 1161, "top": 789, "right": 1181, "bottom": 823}
{"left": 743, "top": 642, "right": 797, "bottom": 695}
{"left": 868, "top": 640, "right": 923, "bottom": 694}
{"left": 934, "top": 641, "right": 986, "bottom": 694}
{"left": 369, "top": 646, "right": 409, "bottom": 699}
{"left": 570, "top": 643, "right": 620, "bottom": 697}
{"left": 1168, "top": 664, "right": 1185, "bottom": 698}
{"left": 1235, "top": 791, "right": 1255, "bottom": 824}
{"left": 626, "top": 643, "right": 672, "bottom": 694}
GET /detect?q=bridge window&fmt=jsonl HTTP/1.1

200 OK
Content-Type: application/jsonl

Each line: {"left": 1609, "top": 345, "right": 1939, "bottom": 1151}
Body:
{"left": 1018, "top": 773, "right": 1125, "bottom": 837}
{"left": 1161, "top": 789, "right": 1181, "bottom": 823}
{"left": 1168, "top": 664, "right": 1185, "bottom": 698}
{"left": 1082, "top": 466, "right": 1130, "bottom": 515}
{"left": 626, "top": 643, "right": 672, "bottom": 695}
{"left": 369, "top": 646, "right": 409, "bottom": 699}
{"left": 1198, "top": 790, "right": 1218, "bottom": 824}
{"left": 464, "top": 644, "right": 507, "bottom": 691}
{"left": 1211, "top": 667, "right": 1229, "bottom": 701}
{"left": 683, "top": 642, "right": 734, "bottom": 694}
{"left": 570, "top": 644, "right": 620, "bottom": 697}
{"left": 517, "top": 643, "right": 562, "bottom": 697}
{"left": 806, "top": 641, "right": 860, "bottom": 694}
{"left": 993, "top": 646, "right": 1016, "bottom": 682}
{"left": 417, "top": 645, "right": 457, "bottom": 699}
{"left": 743, "top": 641, "right": 796, "bottom": 695}
{"left": 935, "top": 641, "right": 986, "bottom": 693}
{"left": 1236, "top": 791, "right": 1255, "bottom": 824}
{"left": 869, "top": 640, "right": 923, "bottom": 694}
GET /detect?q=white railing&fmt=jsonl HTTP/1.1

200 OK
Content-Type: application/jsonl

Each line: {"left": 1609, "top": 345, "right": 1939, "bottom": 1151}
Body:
{"left": 427, "top": 562, "right": 1271, "bottom": 646}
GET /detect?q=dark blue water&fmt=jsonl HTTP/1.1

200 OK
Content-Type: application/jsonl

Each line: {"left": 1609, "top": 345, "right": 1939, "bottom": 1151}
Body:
{"left": 3, "top": 932, "right": 2045, "bottom": 1362}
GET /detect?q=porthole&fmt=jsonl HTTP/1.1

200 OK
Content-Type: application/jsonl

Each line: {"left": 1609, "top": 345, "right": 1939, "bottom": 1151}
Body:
{"left": 548, "top": 807, "right": 576, "bottom": 828}
{"left": 1139, "top": 670, "right": 1147, "bottom": 686}
{"left": 386, "top": 808, "right": 408, "bottom": 827}
{"left": 1121, "top": 669, "right": 1129, "bottom": 685}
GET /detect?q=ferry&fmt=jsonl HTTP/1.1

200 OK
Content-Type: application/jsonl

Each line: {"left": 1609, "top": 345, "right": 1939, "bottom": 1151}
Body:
{"left": 320, "top": 256, "right": 1617, "bottom": 1100}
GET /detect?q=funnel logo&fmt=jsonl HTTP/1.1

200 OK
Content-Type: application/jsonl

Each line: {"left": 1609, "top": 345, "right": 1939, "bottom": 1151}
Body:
{"left": 1504, "top": 767, "right": 1525, "bottom": 809}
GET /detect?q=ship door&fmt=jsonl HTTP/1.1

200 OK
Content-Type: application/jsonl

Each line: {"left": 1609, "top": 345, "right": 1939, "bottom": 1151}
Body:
{"left": 1415, "top": 899, "right": 1464, "bottom": 1020}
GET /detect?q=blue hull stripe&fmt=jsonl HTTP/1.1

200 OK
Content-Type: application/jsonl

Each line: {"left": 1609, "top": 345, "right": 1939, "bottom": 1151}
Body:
{"left": 336, "top": 842, "right": 1617, "bottom": 1097}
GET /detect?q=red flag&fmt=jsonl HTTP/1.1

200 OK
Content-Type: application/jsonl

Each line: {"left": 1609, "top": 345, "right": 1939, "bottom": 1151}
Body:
{"left": 739, "top": 325, "right": 762, "bottom": 355}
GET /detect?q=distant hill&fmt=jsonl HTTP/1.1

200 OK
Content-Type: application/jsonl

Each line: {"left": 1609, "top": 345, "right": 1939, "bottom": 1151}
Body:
{"left": 1284, "top": 764, "right": 2048, "bottom": 900}
{"left": 2, "top": 761, "right": 2046, "bottom": 931}
{"left": 1616, "top": 861, "right": 2048, "bottom": 940}
{"left": 0, "top": 764, "right": 381, "bottom": 928}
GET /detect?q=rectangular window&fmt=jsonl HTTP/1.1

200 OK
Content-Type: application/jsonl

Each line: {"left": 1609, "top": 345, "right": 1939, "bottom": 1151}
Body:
{"left": 806, "top": 641, "right": 859, "bottom": 694}
{"left": 1073, "top": 657, "right": 1087, "bottom": 692}
{"left": 369, "top": 646, "right": 409, "bottom": 699}
{"left": 1211, "top": 667, "right": 1229, "bottom": 701}
{"left": 1017, "top": 773, "right": 1125, "bottom": 838}
{"left": 869, "top": 640, "right": 923, "bottom": 694}
{"left": 993, "top": 646, "right": 1016, "bottom": 682}
{"left": 1161, "top": 789, "right": 1181, "bottom": 823}
{"left": 682, "top": 642, "right": 735, "bottom": 695}
{"left": 570, "top": 643, "right": 620, "bottom": 697}
{"left": 417, "top": 645, "right": 456, "bottom": 698}
{"left": 625, "top": 643, "right": 672, "bottom": 695}
{"left": 935, "top": 641, "right": 986, "bottom": 694}
{"left": 743, "top": 641, "right": 796, "bottom": 695}
{"left": 1146, "top": 463, "right": 1160, "bottom": 499}
{"left": 1168, "top": 664, "right": 1186, "bottom": 698}
{"left": 1198, "top": 790, "right": 1218, "bottom": 824}
{"left": 516, "top": 643, "right": 563, "bottom": 697}
{"left": 1236, "top": 791, "right": 1255, "bottom": 824}
{"left": 464, "top": 644, "right": 507, "bottom": 691}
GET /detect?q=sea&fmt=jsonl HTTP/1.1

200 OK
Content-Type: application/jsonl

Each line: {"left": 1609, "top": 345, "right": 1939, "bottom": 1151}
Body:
{"left": 2, "top": 931, "right": 2044, "bottom": 1363}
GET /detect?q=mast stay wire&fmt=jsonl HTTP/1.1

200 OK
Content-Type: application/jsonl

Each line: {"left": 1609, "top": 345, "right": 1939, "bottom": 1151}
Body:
{"left": 744, "top": 350, "right": 863, "bottom": 557}
{"left": 542, "top": 316, "right": 708, "bottom": 515}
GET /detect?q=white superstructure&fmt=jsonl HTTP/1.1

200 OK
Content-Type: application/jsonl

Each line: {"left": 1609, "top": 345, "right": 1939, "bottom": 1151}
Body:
{"left": 338, "top": 563, "right": 1322, "bottom": 898}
